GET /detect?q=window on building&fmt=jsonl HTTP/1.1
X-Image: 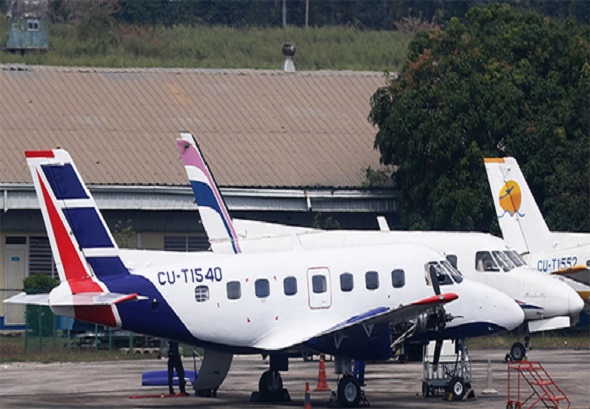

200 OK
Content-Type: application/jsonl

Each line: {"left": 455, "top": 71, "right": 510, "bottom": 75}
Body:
{"left": 164, "top": 235, "right": 209, "bottom": 252}
{"left": 27, "top": 19, "right": 39, "bottom": 32}
{"left": 283, "top": 276, "right": 297, "bottom": 296}
{"left": 312, "top": 275, "right": 327, "bottom": 294}
{"left": 255, "top": 279, "right": 270, "bottom": 298}
{"left": 365, "top": 271, "right": 379, "bottom": 290}
{"left": 194, "top": 285, "right": 209, "bottom": 302}
{"left": 391, "top": 269, "right": 405, "bottom": 288}
{"left": 226, "top": 281, "right": 241, "bottom": 300}
{"left": 29, "top": 237, "right": 56, "bottom": 278}
{"left": 340, "top": 273, "right": 354, "bottom": 292}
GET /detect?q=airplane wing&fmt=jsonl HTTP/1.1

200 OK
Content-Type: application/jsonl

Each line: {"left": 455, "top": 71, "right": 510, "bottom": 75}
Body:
{"left": 551, "top": 265, "right": 590, "bottom": 287}
{"left": 251, "top": 293, "right": 457, "bottom": 351}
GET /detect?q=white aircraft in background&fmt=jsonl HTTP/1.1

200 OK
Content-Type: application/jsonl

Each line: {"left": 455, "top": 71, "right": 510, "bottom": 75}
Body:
{"left": 484, "top": 157, "right": 590, "bottom": 299}
{"left": 4, "top": 148, "right": 523, "bottom": 407}
{"left": 177, "top": 133, "right": 583, "bottom": 362}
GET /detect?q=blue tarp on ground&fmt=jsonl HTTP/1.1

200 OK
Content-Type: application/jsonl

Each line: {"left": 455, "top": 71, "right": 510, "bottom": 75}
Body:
{"left": 141, "top": 370, "right": 197, "bottom": 386}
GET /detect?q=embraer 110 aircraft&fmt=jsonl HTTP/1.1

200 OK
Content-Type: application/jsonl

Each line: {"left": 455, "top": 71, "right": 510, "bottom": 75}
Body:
{"left": 5, "top": 148, "right": 523, "bottom": 407}
{"left": 484, "top": 157, "right": 590, "bottom": 296}
{"left": 177, "top": 133, "right": 583, "bottom": 363}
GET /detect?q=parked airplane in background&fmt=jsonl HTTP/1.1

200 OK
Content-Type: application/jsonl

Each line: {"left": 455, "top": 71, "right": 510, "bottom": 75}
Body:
{"left": 484, "top": 157, "right": 590, "bottom": 297}
{"left": 5, "top": 148, "right": 523, "bottom": 407}
{"left": 177, "top": 133, "right": 583, "bottom": 362}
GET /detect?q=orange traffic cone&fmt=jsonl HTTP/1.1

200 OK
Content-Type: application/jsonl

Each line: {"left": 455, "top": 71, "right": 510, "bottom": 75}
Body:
{"left": 314, "top": 354, "right": 330, "bottom": 391}
{"left": 304, "top": 382, "right": 312, "bottom": 409}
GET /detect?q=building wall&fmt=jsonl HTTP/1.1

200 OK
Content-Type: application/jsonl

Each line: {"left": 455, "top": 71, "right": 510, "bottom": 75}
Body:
{"left": 6, "top": 17, "right": 49, "bottom": 50}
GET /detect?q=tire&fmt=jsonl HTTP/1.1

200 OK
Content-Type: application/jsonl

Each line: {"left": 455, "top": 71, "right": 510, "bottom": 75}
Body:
{"left": 510, "top": 342, "right": 526, "bottom": 362}
{"left": 258, "top": 370, "right": 283, "bottom": 399}
{"left": 449, "top": 377, "right": 466, "bottom": 401}
{"left": 422, "top": 382, "right": 429, "bottom": 398}
{"left": 337, "top": 375, "right": 361, "bottom": 407}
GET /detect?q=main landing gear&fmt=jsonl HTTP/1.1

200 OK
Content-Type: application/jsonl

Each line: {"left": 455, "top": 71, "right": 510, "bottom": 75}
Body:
{"left": 250, "top": 355, "right": 291, "bottom": 402}
{"left": 336, "top": 375, "right": 362, "bottom": 407}
{"left": 329, "top": 357, "right": 369, "bottom": 407}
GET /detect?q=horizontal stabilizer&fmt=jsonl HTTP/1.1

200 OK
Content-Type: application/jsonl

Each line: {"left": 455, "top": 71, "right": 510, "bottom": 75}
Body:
{"left": 52, "top": 292, "right": 146, "bottom": 307}
{"left": 252, "top": 293, "right": 458, "bottom": 350}
{"left": 3, "top": 291, "right": 145, "bottom": 307}
{"left": 3, "top": 292, "right": 50, "bottom": 306}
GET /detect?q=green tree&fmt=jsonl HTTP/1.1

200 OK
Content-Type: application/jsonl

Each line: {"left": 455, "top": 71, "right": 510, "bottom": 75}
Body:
{"left": 369, "top": 4, "right": 590, "bottom": 232}
{"left": 24, "top": 274, "right": 59, "bottom": 337}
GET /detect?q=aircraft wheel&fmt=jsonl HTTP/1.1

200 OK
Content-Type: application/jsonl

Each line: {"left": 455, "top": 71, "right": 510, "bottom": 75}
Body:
{"left": 449, "top": 376, "right": 466, "bottom": 401}
{"left": 510, "top": 342, "right": 526, "bottom": 361}
{"left": 337, "top": 375, "right": 361, "bottom": 407}
{"left": 422, "top": 381, "right": 430, "bottom": 398}
{"left": 258, "top": 370, "right": 283, "bottom": 399}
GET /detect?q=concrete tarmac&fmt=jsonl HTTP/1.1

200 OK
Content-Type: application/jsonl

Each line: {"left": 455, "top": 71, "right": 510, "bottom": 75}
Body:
{"left": 1, "top": 348, "right": 588, "bottom": 408}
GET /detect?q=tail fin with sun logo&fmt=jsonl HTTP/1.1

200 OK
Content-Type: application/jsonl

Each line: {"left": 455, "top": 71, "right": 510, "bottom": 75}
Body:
{"left": 484, "top": 157, "right": 551, "bottom": 255}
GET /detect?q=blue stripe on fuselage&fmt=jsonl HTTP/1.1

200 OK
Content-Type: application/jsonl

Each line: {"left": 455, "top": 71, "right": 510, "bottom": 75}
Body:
{"left": 42, "top": 164, "right": 89, "bottom": 200}
{"left": 103, "top": 274, "right": 197, "bottom": 344}
{"left": 86, "top": 257, "right": 129, "bottom": 279}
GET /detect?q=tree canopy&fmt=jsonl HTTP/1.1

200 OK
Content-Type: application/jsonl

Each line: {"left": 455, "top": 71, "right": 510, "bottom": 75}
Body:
{"left": 369, "top": 4, "right": 589, "bottom": 232}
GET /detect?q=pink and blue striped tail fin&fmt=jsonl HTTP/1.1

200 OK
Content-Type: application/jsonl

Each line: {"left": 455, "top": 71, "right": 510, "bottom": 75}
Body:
{"left": 176, "top": 133, "right": 241, "bottom": 254}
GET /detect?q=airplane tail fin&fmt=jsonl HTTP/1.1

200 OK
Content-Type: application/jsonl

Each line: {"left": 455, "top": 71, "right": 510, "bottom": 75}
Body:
{"left": 22, "top": 149, "right": 138, "bottom": 326}
{"left": 484, "top": 157, "right": 551, "bottom": 254}
{"left": 176, "top": 133, "right": 241, "bottom": 254}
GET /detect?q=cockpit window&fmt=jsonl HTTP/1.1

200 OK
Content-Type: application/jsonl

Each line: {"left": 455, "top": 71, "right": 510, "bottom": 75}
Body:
{"left": 492, "top": 251, "right": 515, "bottom": 272}
{"left": 505, "top": 251, "right": 525, "bottom": 267}
{"left": 475, "top": 251, "right": 500, "bottom": 272}
{"left": 425, "top": 262, "right": 454, "bottom": 286}
{"left": 442, "top": 260, "right": 463, "bottom": 283}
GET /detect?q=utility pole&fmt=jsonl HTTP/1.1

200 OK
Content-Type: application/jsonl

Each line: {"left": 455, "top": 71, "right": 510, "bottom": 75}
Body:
{"left": 305, "top": 0, "right": 309, "bottom": 28}
{"left": 282, "top": 0, "right": 287, "bottom": 28}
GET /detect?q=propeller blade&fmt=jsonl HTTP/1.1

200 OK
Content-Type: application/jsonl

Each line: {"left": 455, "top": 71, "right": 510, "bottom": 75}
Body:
{"left": 428, "top": 265, "right": 441, "bottom": 296}
{"left": 432, "top": 338, "right": 443, "bottom": 371}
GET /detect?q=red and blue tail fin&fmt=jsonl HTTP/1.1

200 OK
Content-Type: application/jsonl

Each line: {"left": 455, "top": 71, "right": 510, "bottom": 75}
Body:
{"left": 24, "top": 149, "right": 137, "bottom": 326}
{"left": 176, "top": 133, "right": 241, "bottom": 254}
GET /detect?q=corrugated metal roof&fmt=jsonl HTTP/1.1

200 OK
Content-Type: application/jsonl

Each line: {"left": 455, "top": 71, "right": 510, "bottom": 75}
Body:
{"left": 0, "top": 65, "right": 386, "bottom": 188}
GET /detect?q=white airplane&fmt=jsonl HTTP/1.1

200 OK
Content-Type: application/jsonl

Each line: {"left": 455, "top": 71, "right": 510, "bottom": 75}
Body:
{"left": 484, "top": 157, "right": 590, "bottom": 298}
{"left": 4, "top": 148, "right": 523, "bottom": 407}
{"left": 177, "top": 133, "right": 584, "bottom": 362}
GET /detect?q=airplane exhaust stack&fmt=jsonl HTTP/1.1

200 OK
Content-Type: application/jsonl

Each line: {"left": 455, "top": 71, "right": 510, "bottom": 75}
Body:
{"left": 282, "top": 42, "right": 296, "bottom": 72}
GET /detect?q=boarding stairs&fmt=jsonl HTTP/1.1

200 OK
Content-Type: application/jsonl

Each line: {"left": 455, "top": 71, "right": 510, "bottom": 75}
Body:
{"left": 507, "top": 361, "right": 570, "bottom": 409}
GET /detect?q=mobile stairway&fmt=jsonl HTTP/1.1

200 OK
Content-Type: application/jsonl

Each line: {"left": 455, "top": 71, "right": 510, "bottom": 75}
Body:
{"left": 506, "top": 361, "right": 570, "bottom": 409}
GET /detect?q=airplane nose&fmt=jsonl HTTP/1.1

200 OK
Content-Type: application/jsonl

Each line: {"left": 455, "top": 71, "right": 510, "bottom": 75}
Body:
{"left": 569, "top": 291, "right": 584, "bottom": 316}
{"left": 503, "top": 297, "right": 526, "bottom": 331}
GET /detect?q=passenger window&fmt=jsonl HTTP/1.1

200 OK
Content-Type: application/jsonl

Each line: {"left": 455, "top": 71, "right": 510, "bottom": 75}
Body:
{"left": 312, "top": 275, "right": 327, "bottom": 294}
{"left": 255, "top": 279, "right": 270, "bottom": 298}
{"left": 365, "top": 271, "right": 379, "bottom": 290}
{"left": 284, "top": 276, "right": 297, "bottom": 296}
{"left": 194, "top": 285, "right": 209, "bottom": 302}
{"left": 475, "top": 251, "right": 499, "bottom": 272}
{"left": 446, "top": 255, "right": 458, "bottom": 269}
{"left": 391, "top": 269, "right": 405, "bottom": 288}
{"left": 226, "top": 281, "right": 241, "bottom": 300}
{"left": 340, "top": 273, "right": 354, "bottom": 292}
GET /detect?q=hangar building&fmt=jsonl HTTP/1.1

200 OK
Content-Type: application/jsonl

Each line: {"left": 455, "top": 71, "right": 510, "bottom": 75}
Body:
{"left": 0, "top": 65, "right": 397, "bottom": 329}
